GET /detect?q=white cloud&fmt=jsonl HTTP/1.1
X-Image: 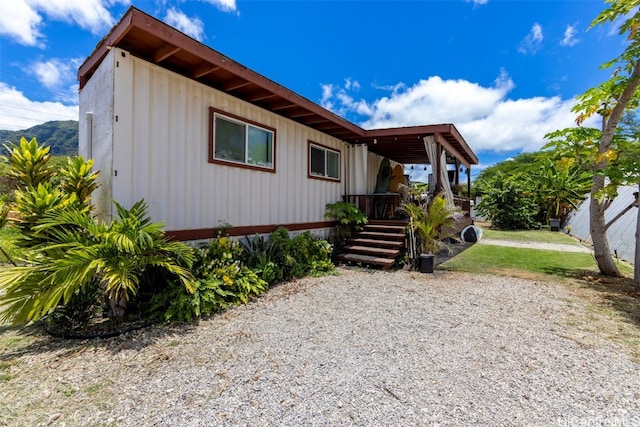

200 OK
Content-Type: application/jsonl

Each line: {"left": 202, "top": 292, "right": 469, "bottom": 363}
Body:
{"left": 518, "top": 23, "right": 544, "bottom": 54}
{"left": 33, "top": 59, "right": 69, "bottom": 90}
{"left": 0, "top": 0, "right": 129, "bottom": 47}
{"left": 0, "top": 0, "right": 43, "bottom": 46}
{"left": 320, "top": 71, "right": 598, "bottom": 155}
{"left": 202, "top": 0, "right": 237, "bottom": 13}
{"left": 0, "top": 82, "right": 78, "bottom": 131}
{"left": 30, "top": 58, "right": 82, "bottom": 103}
{"left": 465, "top": 0, "right": 488, "bottom": 7}
{"left": 560, "top": 24, "right": 579, "bottom": 47}
{"left": 458, "top": 96, "right": 578, "bottom": 153}
{"left": 165, "top": 8, "right": 205, "bottom": 41}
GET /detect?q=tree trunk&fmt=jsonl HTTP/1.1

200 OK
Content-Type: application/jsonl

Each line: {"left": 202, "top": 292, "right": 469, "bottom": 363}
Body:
{"left": 590, "top": 175, "right": 620, "bottom": 276}
{"left": 107, "top": 290, "right": 128, "bottom": 319}
{"left": 635, "top": 183, "right": 640, "bottom": 292}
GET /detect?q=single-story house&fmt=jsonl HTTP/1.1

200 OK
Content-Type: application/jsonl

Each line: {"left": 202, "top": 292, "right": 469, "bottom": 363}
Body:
{"left": 78, "top": 6, "right": 478, "bottom": 242}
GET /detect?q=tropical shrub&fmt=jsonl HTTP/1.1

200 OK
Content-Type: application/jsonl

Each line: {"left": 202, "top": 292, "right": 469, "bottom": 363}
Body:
{"left": 193, "top": 236, "right": 267, "bottom": 304}
{"left": 242, "top": 233, "right": 279, "bottom": 284}
{"left": 0, "top": 200, "right": 195, "bottom": 323}
{"left": 0, "top": 138, "right": 196, "bottom": 325}
{"left": 154, "top": 235, "right": 267, "bottom": 322}
{"left": 3, "top": 137, "right": 55, "bottom": 187}
{"left": 268, "top": 227, "right": 334, "bottom": 280}
{"left": 324, "top": 201, "right": 368, "bottom": 242}
{"left": 475, "top": 173, "right": 540, "bottom": 230}
{"left": 405, "top": 194, "right": 459, "bottom": 255}
{"left": 290, "top": 231, "right": 334, "bottom": 277}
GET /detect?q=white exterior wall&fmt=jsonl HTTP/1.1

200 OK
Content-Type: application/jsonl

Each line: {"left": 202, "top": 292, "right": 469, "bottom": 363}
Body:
{"left": 566, "top": 185, "right": 638, "bottom": 264}
{"left": 84, "top": 48, "right": 347, "bottom": 231}
{"left": 78, "top": 51, "right": 116, "bottom": 221}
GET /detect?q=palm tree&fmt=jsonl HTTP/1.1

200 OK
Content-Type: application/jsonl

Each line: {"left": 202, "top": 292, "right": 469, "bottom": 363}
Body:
{"left": 405, "top": 194, "right": 459, "bottom": 255}
{"left": 534, "top": 159, "right": 592, "bottom": 224}
{"left": 0, "top": 200, "right": 195, "bottom": 323}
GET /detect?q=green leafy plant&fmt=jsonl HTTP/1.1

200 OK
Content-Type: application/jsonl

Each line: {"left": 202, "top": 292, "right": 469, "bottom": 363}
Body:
{"left": 324, "top": 201, "right": 368, "bottom": 242}
{"left": 268, "top": 227, "right": 334, "bottom": 280}
{"left": 2, "top": 137, "right": 55, "bottom": 188}
{"left": 532, "top": 158, "right": 592, "bottom": 224}
{"left": 0, "top": 200, "right": 196, "bottom": 323}
{"left": 11, "top": 182, "right": 78, "bottom": 248}
{"left": 155, "top": 235, "right": 268, "bottom": 322}
{"left": 58, "top": 156, "right": 100, "bottom": 207}
{"left": 475, "top": 173, "right": 541, "bottom": 230}
{"left": 290, "top": 232, "right": 334, "bottom": 277}
{"left": 0, "top": 199, "right": 16, "bottom": 265}
{"left": 151, "top": 277, "right": 234, "bottom": 323}
{"left": 242, "top": 233, "right": 278, "bottom": 284}
{"left": 405, "top": 194, "right": 459, "bottom": 255}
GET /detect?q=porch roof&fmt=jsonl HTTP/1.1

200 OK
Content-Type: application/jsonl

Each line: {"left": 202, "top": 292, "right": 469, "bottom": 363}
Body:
{"left": 79, "top": 6, "right": 478, "bottom": 168}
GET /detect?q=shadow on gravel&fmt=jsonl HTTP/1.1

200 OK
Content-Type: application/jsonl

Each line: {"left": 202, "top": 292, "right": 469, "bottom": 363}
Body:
{"left": 545, "top": 267, "right": 640, "bottom": 329}
{"left": 0, "top": 321, "right": 199, "bottom": 363}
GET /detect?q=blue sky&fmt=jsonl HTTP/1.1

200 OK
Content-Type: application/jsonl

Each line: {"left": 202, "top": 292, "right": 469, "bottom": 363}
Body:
{"left": 0, "top": 0, "right": 628, "bottom": 179}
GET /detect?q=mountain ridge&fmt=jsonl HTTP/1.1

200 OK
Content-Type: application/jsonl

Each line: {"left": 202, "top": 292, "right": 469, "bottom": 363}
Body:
{"left": 0, "top": 120, "right": 79, "bottom": 156}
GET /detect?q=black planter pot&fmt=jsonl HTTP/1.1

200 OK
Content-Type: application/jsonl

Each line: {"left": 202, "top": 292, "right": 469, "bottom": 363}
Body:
{"left": 549, "top": 218, "right": 561, "bottom": 232}
{"left": 418, "top": 254, "right": 435, "bottom": 273}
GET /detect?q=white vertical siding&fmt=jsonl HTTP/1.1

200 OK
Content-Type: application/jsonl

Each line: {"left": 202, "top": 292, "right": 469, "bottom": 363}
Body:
{"left": 566, "top": 186, "right": 638, "bottom": 264}
{"left": 106, "top": 48, "right": 344, "bottom": 231}
{"left": 78, "top": 50, "right": 116, "bottom": 221}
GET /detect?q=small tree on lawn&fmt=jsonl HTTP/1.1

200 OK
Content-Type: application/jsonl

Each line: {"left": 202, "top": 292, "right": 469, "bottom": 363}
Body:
{"left": 546, "top": 0, "right": 640, "bottom": 279}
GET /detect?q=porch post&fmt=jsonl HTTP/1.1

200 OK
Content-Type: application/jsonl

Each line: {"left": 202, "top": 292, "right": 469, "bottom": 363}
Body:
{"left": 467, "top": 167, "right": 471, "bottom": 198}
{"left": 435, "top": 133, "right": 442, "bottom": 194}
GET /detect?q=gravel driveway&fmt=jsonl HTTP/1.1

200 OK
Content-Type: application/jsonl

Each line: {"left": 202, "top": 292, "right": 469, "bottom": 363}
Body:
{"left": 1, "top": 268, "right": 639, "bottom": 426}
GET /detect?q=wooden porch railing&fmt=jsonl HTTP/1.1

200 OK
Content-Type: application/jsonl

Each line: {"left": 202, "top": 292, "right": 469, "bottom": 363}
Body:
{"left": 342, "top": 193, "right": 402, "bottom": 219}
{"left": 344, "top": 193, "right": 473, "bottom": 219}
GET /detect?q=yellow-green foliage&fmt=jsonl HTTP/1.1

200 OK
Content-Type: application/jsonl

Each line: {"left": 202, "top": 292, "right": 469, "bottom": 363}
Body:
{"left": 2, "top": 137, "right": 54, "bottom": 187}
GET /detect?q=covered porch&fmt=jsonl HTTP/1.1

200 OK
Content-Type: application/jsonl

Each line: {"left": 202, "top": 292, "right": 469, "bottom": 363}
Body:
{"left": 342, "top": 123, "right": 478, "bottom": 222}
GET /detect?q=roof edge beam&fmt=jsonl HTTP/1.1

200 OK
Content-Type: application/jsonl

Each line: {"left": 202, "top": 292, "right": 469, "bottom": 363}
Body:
{"left": 221, "top": 79, "right": 251, "bottom": 91}
{"left": 153, "top": 44, "right": 181, "bottom": 63}
{"left": 192, "top": 64, "right": 220, "bottom": 79}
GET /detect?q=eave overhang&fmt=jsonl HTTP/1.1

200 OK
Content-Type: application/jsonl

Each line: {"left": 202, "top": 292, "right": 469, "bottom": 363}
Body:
{"left": 78, "top": 6, "right": 478, "bottom": 168}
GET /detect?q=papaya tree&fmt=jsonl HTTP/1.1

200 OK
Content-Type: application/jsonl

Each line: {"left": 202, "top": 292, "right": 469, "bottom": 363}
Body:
{"left": 546, "top": 0, "right": 640, "bottom": 278}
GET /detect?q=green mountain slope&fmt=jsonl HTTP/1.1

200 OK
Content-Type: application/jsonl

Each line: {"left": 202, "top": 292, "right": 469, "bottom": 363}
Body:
{"left": 0, "top": 120, "right": 79, "bottom": 156}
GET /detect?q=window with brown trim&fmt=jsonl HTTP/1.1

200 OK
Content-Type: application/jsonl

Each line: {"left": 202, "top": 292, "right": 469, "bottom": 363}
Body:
{"left": 308, "top": 140, "right": 340, "bottom": 181}
{"left": 209, "top": 107, "right": 276, "bottom": 172}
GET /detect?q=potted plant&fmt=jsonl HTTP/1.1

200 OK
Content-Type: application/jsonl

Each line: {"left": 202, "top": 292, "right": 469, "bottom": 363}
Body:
{"left": 405, "top": 194, "right": 459, "bottom": 273}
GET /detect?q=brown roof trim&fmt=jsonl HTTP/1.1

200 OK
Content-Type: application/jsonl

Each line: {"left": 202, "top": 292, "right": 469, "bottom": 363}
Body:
{"left": 361, "top": 124, "right": 479, "bottom": 166}
{"left": 78, "top": 10, "right": 134, "bottom": 88}
{"left": 78, "top": 6, "right": 363, "bottom": 137}
{"left": 78, "top": 6, "right": 478, "bottom": 166}
{"left": 166, "top": 220, "right": 336, "bottom": 241}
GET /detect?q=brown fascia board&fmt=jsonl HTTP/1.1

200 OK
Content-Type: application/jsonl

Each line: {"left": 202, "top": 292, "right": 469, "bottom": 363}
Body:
{"left": 78, "top": 7, "right": 478, "bottom": 165}
{"left": 365, "top": 124, "right": 478, "bottom": 166}
{"left": 79, "top": 7, "right": 364, "bottom": 139}
{"left": 447, "top": 124, "right": 479, "bottom": 164}
{"left": 78, "top": 6, "right": 135, "bottom": 87}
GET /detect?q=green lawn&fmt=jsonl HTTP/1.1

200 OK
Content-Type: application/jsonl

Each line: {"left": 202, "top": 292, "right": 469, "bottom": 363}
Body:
{"left": 441, "top": 244, "right": 600, "bottom": 279}
{"left": 442, "top": 228, "right": 633, "bottom": 280}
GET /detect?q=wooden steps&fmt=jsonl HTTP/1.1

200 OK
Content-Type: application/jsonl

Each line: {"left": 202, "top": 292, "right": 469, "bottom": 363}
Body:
{"left": 348, "top": 238, "right": 404, "bottom": 249}
{"left": 338, "top": 253, "right": 396, "bottom": 269}
{"left": 337, "top": 220, "right": 407, "bottom": 269}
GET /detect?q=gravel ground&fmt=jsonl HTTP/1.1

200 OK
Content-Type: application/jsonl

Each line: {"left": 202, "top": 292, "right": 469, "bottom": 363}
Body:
{"left": 2, "top": 268, "right": 640, "bottom": 426}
